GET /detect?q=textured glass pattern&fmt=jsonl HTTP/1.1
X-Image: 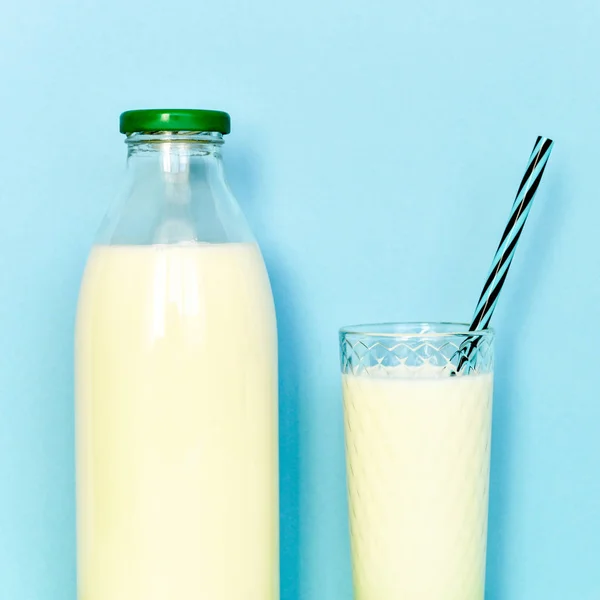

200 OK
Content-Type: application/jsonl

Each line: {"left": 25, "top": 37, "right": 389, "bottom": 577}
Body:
{"left": 340, "top": 328, "right": 494, "bottom": 377}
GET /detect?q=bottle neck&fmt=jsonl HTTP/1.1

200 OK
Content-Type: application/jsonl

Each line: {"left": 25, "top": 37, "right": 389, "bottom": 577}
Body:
{"left": 124, "top": 130, "right": 227, "bottom": 192}
{"left": 97, "top": 131, "right": 253, "bottom": 245}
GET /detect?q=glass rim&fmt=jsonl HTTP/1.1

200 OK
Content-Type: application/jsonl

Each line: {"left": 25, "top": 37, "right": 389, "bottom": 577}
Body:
{"left": 339, "top": 321, "right": 495, "bottom": 339}
{"left": 125, "top": 131, "right": 224, "bottom": 143}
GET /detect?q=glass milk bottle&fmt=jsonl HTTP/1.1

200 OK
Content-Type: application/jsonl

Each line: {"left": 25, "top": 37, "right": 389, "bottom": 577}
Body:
{"left": 75, "top": 110, "right": 278, "bottom": 600}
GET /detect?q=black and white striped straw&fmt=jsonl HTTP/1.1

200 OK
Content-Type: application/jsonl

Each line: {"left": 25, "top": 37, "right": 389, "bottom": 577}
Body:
{"left": 457, "top": 136, "right": 554, "bottom": 372}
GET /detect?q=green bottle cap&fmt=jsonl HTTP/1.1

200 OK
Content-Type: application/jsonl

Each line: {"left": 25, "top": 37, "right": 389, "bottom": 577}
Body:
{"left": 119, "top": 109, "right": 231, "bottom": 135}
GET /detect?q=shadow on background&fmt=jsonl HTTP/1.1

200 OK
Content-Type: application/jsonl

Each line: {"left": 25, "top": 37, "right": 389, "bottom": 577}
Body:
{"left": 270, "top": 258, "right": 303, "bottom": 600}
{"left": 485, "top": 168, "right": 564, "bottom": 600}
{"left": 227, "top": 145, "right": 302, "bottom": 600}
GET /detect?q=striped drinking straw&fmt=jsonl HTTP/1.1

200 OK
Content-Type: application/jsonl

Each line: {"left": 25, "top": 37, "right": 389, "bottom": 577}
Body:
{"left": 457, "top": 136, "right": 555, "bottom": 373}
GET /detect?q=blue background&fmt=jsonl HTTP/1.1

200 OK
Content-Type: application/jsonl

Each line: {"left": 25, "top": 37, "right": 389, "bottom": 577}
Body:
{"left": 0, "top": 0, "right": 598, "bottom": 598}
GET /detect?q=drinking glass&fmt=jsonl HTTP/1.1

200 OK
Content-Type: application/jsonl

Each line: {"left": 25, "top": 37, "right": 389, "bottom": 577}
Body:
{"left": 340, "top": 322, "right": 494, "bottom": 600}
